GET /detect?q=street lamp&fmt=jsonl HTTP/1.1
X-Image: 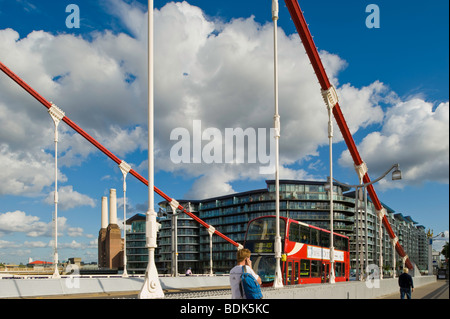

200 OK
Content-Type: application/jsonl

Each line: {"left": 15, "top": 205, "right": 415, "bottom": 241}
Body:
{"left": 272, "top": 0, "right": 283, "bottom": 289}
{"left": 119, "top": 160, "right": 131, "bottom": 278}
{"left": 427, "top": 230, "right": 445, "bottom": 276}
{"left": 48, "top": 103, "right": 65, "bottom": 279}
{"left": 139, "top": 0, "right": 164, "bottom": 299}
{"left": 391, "top": 167, "right": 402, "bottom": 181}
{"left": 167, "top": 200, "right": 181, "bottom": 277}
{"left": 326, "top": 164, "right": 402, "bottom": 281}
{"left": 322, "top": 84, "right": 339, "bottom": 284}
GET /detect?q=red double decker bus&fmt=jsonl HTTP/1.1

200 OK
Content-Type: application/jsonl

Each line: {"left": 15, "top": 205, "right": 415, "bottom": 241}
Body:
{"left": 244, "top": 215, "right": 350, "bottom": 286}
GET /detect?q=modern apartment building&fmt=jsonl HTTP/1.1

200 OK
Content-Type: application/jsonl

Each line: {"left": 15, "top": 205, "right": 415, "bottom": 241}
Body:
{"left": 120, "top": 180, "right": 429, "bottom": 275}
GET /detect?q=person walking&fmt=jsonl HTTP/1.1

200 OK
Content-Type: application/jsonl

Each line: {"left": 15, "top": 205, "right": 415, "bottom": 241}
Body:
{"left": 398, "top": 267, "right": 414, "bottom": 299}
{"left": 229, "top": 248, "right": 262, "bottom": 299}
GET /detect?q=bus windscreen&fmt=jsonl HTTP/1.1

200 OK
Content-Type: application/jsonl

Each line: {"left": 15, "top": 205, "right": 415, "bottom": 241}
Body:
{"left": 246, "top": 217, "right": 286, "bottom": 241}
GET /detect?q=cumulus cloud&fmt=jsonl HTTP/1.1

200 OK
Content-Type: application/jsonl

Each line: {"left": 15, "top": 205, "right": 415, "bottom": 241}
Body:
{"left": 60, "top": 240, "right": 84, "bottom": 249}
{"left": 0, "top": 210, "right": 52, "bottom": 237}
{"left": 0, "top": 210, "right": 81, "bottom": 238}
{"left": 44, "top": 185, "right": 95, "bottom": 211}
{"left": 0, "top": 144, "right": 67, "bottom": 196}
{"left": 23, "top": 240, "right": 48, "bottom": 248}
{"left": 0, "top": 239, "right": 22, "bottom": 249}
{"left": 339, "top": 99, "right": 449, "bottom": 187}
{"left": 432, "top": 230, "right": 449, "bottom": 252}
{"left": 1, "top": 1, "right": 448, "bottom": 202}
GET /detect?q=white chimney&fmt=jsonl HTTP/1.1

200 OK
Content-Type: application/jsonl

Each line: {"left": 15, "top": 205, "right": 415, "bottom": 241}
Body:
{"left": 101, "top": 196, "right": 108, "bottom": 229}
{"left": 109, "top": 188, "right": 118, "bottom": 225}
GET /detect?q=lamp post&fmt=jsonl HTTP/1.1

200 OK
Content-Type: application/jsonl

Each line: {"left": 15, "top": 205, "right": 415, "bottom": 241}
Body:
{"left": 326, "top": 164, "right": 402, "bottom": 281}
{"left": 48, "top": 103, "right": 65, "bottom": 279}
{"left": 168, "top": 202, "right": 180, "bottom": 277}
{"left": 207, "top": 225, "right": 215, "bottom": 276}
{"left": 325, "top": 176, "right": 335, "bottom": 284}
{"left": 119, "top": 161, "right": 131, "bottom": 278}
{"left": 322, "top": 82, "right": 339, "bottom": 284}
{"left": 324, "top": 90, "right": 336, "bottom": 284}
{"left": 272, "top": 0, "right": 283, "bottom": 289}
{"left": 427, "top": 230, "right": 445, "bottom": 276}
{"left": 139, "top": 0, "right": 164, "bottom": 298}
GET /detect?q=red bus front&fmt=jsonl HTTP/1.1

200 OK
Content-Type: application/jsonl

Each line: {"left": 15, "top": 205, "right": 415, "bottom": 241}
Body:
{"left": 244, "top": 216, "right": 350, "bottom": 287}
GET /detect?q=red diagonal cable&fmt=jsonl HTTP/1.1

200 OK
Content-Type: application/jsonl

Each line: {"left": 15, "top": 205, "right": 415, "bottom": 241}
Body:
{"left": 0, "top": 61, "right": 240, "bottom": 249}
{"left": 284, "top": 0, "right": 412, "bottom": 269}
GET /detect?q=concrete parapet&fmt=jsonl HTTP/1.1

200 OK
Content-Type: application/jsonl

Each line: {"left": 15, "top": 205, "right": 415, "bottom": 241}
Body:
{"left": 0, "top": 275, "right": 230, "bottom": 299}
{"left": 203, "top": 276, "right": 437, "bottom": 299}
{"left": 0, "top": 275, "right": 436, "bottom": 299}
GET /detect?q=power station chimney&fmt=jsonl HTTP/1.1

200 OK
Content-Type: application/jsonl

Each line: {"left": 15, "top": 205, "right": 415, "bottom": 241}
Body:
{"left": 109, "top": 188, "right": 118, "bottom": 225}
{"left": 98, "top": 195, "right": 109, "bottom": 269}
{"left": 99, "top": 188, "right": 122, "bottom": 270}
{"left": 101, "top": 196, "right": 108, "bottom": 229}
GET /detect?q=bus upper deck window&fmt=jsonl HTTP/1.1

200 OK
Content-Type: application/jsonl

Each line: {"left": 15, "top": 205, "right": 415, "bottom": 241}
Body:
{"left": 300, "top": 225, "right": 310, "bottom": 244}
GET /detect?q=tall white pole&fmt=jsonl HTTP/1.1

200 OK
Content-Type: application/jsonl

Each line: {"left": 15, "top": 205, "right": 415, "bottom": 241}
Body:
{"left": 53, "top": 121, "right": 59, "bottom": 279}
{"left": 392, "top": 237, "right": 397, "bottom": 278}
{"left": 427, "top": 236, "right": 433, "bottom": 276}
{"left": 272, "top": 0, "right": 283, "bottom": 289}
{"left": 328, "top": 100, "right": 335, "bottom": 284}
{"left": 364, "top": 186, "right": 369, "bottom": 279}
{"left": 208, "top": 225, "right": 215, "bottom": 276}
{"left": 359, "top": 185, "right": 364, "bottom": 279}
{"left": 322, "top": 90, "right": 338, "bottom": 283}
{"left": 171, "top": 213, "right": 178, "bottom": 277}
{"left": 49, "top": 103, "right": 64, "bottom": 279}
{"left": 139, "top": 0, "right": 164, "bottom": 298}
{"left": 354, "top": 187, "right": 360, "bottom": 280}
{"left": 119, "top": 161, "right": 131, "bottom": 277}
{"left": 378, "top": 206, "right": 384, "bottom": 280}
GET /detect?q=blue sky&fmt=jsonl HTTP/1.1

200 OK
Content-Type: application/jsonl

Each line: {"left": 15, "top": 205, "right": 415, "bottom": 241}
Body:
{"left": 0, "top": 0, "right": 448, "bottom": 264}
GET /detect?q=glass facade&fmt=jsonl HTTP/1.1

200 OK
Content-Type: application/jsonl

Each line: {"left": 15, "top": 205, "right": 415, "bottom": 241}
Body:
{"left": 156, "top": 202, "right": 201, "bottom": 275}
{"left": 125, "top": 214, "right": 147, "bottom": 274}
{"left": 124, "top": 180, "right": 428, "bottom": 276}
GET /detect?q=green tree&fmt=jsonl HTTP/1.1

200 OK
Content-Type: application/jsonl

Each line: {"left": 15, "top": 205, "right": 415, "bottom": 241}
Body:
{"left": 441, "top": 242, "right": 449, "bottom": 259}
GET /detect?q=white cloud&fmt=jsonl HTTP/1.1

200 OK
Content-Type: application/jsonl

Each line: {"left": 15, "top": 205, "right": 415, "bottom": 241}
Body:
{"left": 339, "top": 99, "right": 449, "bottom": 187}
{"left": 66, "top": 227, "right": 84, "bottom": 237}
{"left": 44, "top": 185, "right": 95, "bottom": 211}
{"left": 0, "top": 145, "right": 66, "bottom": 196}
{"left": 23, "top": 240, "right": 47, "bottom": 248}
{"left": 432, "top": 230, "right": 449, "bottom": 252}
{"left": 0, "top": 210, "right": 69, "bottom": 238}
{"left": 60, "top": 240, "right": 83, "bottom": 249}
{"left": 185, "top": 169, "right": 236, "bottom": 200}
{"left": 0, "top": 26, "right": 147, "bottom": 196}
{"left": 0, "top": 210, "right": 48, "bottom": 237}
{"left": 1, "top": 1, "right": 448, "bottom": 201}
{"left": 336, "top": 81, "right": 390, "bottom": 136}
{"left": 0, "top": 239, "right": 22, "bottom": 249}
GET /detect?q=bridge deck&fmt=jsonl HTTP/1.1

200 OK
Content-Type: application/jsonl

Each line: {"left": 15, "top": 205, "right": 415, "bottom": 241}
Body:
{"left": 0, "top": 275, "right": 437, "bottom": 299}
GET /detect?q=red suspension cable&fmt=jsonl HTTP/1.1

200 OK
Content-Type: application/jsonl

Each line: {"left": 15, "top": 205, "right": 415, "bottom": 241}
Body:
{"left": 0, "top": 61, "right": 241, "bottom": 249}
{"left": 284, "top": 0, "right": 412, "bottom": 269}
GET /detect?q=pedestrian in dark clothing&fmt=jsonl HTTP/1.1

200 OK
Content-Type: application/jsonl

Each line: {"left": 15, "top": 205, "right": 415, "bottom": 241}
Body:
{"left": 398, "top": 267, "right": 414, "bottom": 299}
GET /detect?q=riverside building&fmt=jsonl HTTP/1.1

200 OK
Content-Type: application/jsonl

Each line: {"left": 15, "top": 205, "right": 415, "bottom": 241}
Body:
{"left": 119, "top": 180, "right": 428, "bottom": 275}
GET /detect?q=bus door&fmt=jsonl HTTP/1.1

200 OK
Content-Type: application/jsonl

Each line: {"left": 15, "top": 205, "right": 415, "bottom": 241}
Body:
{"left": 285, "top": 261, "right": 300, "bottom": 285}
{"left": 322, "top": 263, "right": 329, "bottom": 283}
{"left": 285, "top": 261, "right": 293, "bottom": 285}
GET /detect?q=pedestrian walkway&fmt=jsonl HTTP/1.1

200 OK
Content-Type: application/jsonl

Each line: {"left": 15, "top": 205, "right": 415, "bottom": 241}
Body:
{"left": 379, "top": 279, "right": 449, "bottom": 299}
